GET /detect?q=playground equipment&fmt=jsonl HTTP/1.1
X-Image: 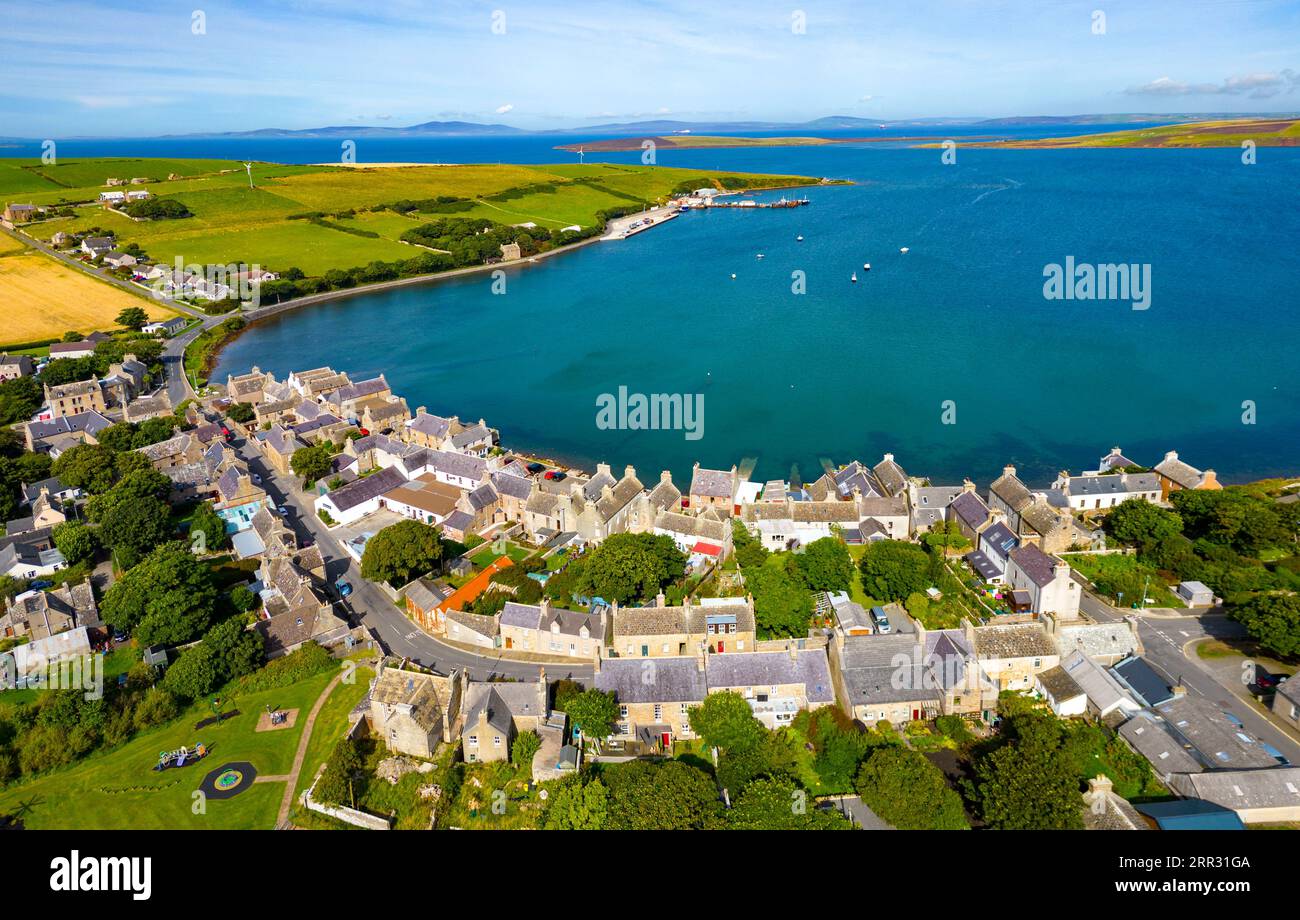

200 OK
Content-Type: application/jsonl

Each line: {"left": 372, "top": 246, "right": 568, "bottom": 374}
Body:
{"left": 266, "top": 704, "right": 287, "bottom": 726}
{"left": 154, "top": 742, "right": 209, "bottom": 771}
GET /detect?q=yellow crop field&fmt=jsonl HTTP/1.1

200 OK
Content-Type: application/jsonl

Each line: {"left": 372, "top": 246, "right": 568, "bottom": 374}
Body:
{"left": 0, "top": 233, "right": 28, "bottom": 255}
{"left": 0, "top": 252, "right": 174, "bottom": 345}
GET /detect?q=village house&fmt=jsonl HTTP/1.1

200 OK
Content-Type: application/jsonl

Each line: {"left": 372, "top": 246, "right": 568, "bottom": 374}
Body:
{"left": 965, "top": 520, "right": 1019, "bottom": 583}
{"left": 24, "top": 411, "right": 111, "bottom": 456}
{"left": 212, "top": 464, "right": 268, "bottom": 532}
{"left": 1167, "top": 769, "right": 1300, "bottom": 825}
{"left": 1153, "top": 450, "right": 1222, "bottom": 500}
{"left": 314, "top": 466, "right": 407, "bottom": 526}
{"left": 5, "top": 485, "right": 68, "bottom": 535}
{"left": 382, "top": 472, "right": 462, "bottom": 526}
{"left": 0, "top": 353, "right": 34, "bottom": 381}
{"left": 0, "top": 582, "right": 99, "bottom": 642}
{"left": 47, "top": 340, "right": 98, "bottom": 361}
{"left": 704, "top": 645, "right": 836, "bottom": 729}
{"left": 972, "top": 622, "right": 1060, "bottom": 693}
{"left": 260, "top": 425, "right": 307, "bottom": 476}
{"left": 79, "top": 236, "right": 114, "bottom": 258}
{"left": 947, "top": 484, "right": 997, "bottom": 543}
{"left": 0, "top": 535, "right": 67, "bottom": 580}
{"left": 327, "top": 376, "right": 392, "bottom": 419}
{"left": 43, "top": 378, "right": 107, "bottom": 419}
{"left": 2, "top": 203, "right": 39, "bottom": 223}
{"left": 1057, "top": 649, "right": 1142, "bottom": 720}
{"left": 403, "top": 577, "right": 454, "bottom": 632}
{"left": 402, "top": 407, "right": 457, "bottom": 449}
{"left": 499, "top": 598, "right": 606, "bottom": 659}
{"left": 254, "top": 554, "right": 348, "bottom": 657}
{"left": 369, "top": 661, "right": 463, "bottom": 760}
{"left": 688, "top": 462, "right": 740, "bottom": 513}
{"left": 142, "top": 317, "right": 187, "bottom": 336}
{"left": 102, "top": 251, "right": 137, "bottom": 270}
{"left": 225, "top": 367, "right": 278, "bottom": 405}
{"left": 460, "top": 674, "right": 550, "bottom": 763}
{"left": 445, "top": 608, "right": 500, "bottom": 649}
{"left": 446, "top": 419, "right": 496, "bottom": 456}
{"left": 359, "top": 396, "right": 411, "bottom": 434}
{"left": 1004, "top": 543, "right": 1081, "bottom": 619}
{"left": 1050, "top": 469, "right": 1162, "bottom": 512}
{"left": 594, "top": 654, "right": 706, "bottom": 752}
{"left": 1271, "top": 677, "right": 1300, "bottom": 730}
{"left": 611, "top": 594, "right": 756, "bottom": 658}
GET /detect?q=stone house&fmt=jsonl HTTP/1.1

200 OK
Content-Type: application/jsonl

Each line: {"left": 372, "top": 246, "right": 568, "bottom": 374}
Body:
{"left": 499, "top": 598, "right": 605, "bottom": 659}
{"left": 610, "top": 594, "right": 756, "bottom": 658}
{"left": 460, "top": 675, "right": 549, "bottom": 763}
{"left": 369, "top": 661, "right": 462, "bottom": 759}
{"left": 1153, "top": 451, "right": 1222, "bottom": 501}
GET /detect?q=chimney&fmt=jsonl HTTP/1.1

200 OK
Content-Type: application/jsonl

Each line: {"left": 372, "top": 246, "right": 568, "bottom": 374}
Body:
{"left": 539, "top": 596, "right": 550, "bottom": 616}
{"left": 962, "top": 478, "right": 976, "bottom": 493}
{"left": 1086, "top": 774, "right": 1114, "bottom": 799}
{"left": 597, "top": 462, "right": 612, "bottom": 478}
{"left": 416, "top": 406, "right": 426, "bottom": 416}
{"left": 1164, "top": 450, "right": 1178, "bottom": 463}
{"left": 1002, "top": 465, "right": 1017, "bottom": 479}
{"left": 624, "top": 464, "right": 636, "bottom": 481}
{"left": 696, "top": 649, "right": 706, "bottom": 672}
{"left": 882, "top": 452, "right": 894, "bottom": 463}
{"left": 655, "top": 592, "right": 666, "bottom": 608}
{"left": 914, "top": 620, "right": 927, "bottom": 648}
{"left": 601, "top": 483, "right": 614, "bottom": 500}
{"left": 659, "top": 470, "right": 673, "bottom": 485}
{"left": 788, "top": 642, "right": 798, "bottom": 661}
{"left": 1202, "top": 470, "right": 1219, "bottom": 488}
{"left": 477, "top": 418, "right": 486, "bottom": 429}
{"left": 963, "top": 619, "right": 976, "bottom": 649}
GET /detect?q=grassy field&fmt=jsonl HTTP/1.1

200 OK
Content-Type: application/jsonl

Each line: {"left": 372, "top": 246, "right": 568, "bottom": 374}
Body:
{"left": 959, "top": 117, "right": 1300, "bottom": 149}
{"left": 556, "top": 135, "right": 843, "bottom": 152}
{"left": 0, "top": 249, "right": 174, "bottom": 346}
{"left": 0, "top": 666, "right": 350, "bottom": 829}
{"left": 2, "top": 157, "right": 823, "bottom": 280}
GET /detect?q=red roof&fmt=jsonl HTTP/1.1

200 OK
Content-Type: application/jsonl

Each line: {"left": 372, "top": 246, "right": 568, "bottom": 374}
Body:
{"left": 439, "top": 556, "right": 514, "bottom": 612}
{"left": 692, "top": 542, "right": 722, "bottom": 557}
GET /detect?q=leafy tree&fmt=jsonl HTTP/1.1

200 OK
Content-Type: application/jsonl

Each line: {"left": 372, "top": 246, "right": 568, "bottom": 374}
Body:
{"left": 88, "top": 472, "right": 174, "bottom": 567}
{"left": 542, "top": 776, "right": 608, "bottom": 829}
{"left": 688, "top": 691, "right": 766, "bottom": 753}
{"left": 202, "top": 617, "right": 264, "bottom": 682}
{"left": 161, "top": 643, "right": 220, "bottom": 700}
{"left": 227, "top": 402, "right": 255, "bottom": 424}
{"left": 603, "top": 760, "right": 721, "bottom": 830}
{"left": 731, "top": 519, "right": 769, "bottom": 569}
{"left": 715, "top": 733, "right": 800, "bottom": 793}
{"left": 231, "top": 584, "right": 260, "bottom": 613}
{"left": 727, "top": 776, "right": 852, "bottom": 830}
{"left": 315, "top": 737, "right": 365, "bottom": 807}
{"left": 360, "top": 519, "right": 443, "bottom": 587}
{"left": 51, "top": 443, "right": 120, "bottom": 494}
{"left": 51, "top": 521, "right": 96, "bottom": 566}
{"left": 511, "top": 729, "right": 542, "bottom": 769}
{"left": 854, "top": 747, "right": 969, "bottom": 830}
{"left": 793, "top": 537, "right": 854, "bottom": 592}
{"left": 970, "top": 700, "right": 1084, "bottom": 830}
{"left": 1105, "top": 498, "right": 1184, "bottom": 548}
{"left": 1172, "top": 488, "right": 1296, "bottom": 555}
{"left": 188, "top": 501, "right": 230, "bottom": 553}
{"left": 561, "top": 688, "right": 620, "bottom": 742}
{"left": 290, "top": 442, "right": 334, "bottom": 486}
{"left": 0, "top": 376, "right": 43, "bottom": 426}
{"left": 1230, "top": 593, "right": 1300, "bottom": 658}
{"left": 858, "top": 540, "right": 931, "bottom": 601}
{"left": 133, "top": 687, "right": 178, "bottom": 730}
{"left": 115, "top": 307, "right": 148, "bottom": 330}
{"left": 100, "top": 542, "right": 217, "bottom": 645}
{"left": 577, "top": 532, "right": 686, "bottom": 605}
{"left": 745, "top": 563, "right": 814, "bottom": 636}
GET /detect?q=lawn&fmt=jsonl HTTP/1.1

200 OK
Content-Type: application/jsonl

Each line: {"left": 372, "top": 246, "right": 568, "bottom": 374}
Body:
{"left": 0, "top": 667, "right": 346, "bottom": 829}
{"left": 0, "top": 250, "right": 175, "bottom": 346}
{"left": 5, "top": 157, "right": 824, "bottom": 282}
{"left": 470, "top": 543, "right": 533, "bottom": 567}
{"left": 1068, "top": 553, "right": 1182, "bottom": 608}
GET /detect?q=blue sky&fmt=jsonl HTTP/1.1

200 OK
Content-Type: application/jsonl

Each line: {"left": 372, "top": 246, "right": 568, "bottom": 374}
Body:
{"left": 3, "top": 0, "right": 1299, "bottom": 135}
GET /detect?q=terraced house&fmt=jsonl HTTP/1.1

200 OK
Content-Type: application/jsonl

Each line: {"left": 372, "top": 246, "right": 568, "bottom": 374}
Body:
{"left": 611, "top": 594, "right": 756, "bottom": 657}
{"left": 498, "top": 598, "right": 606, "bottom": 659}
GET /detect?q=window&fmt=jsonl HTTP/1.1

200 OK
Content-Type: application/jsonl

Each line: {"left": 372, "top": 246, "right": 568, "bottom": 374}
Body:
{"left": 619, "top": 705, "right": 628, "bottom": 717}
{"left": 680, "top": 703, "right": 689, "bottom": 715}
{"left": 468, "top": 735, "right": 478, "bottom": 745}
{"left": 493, "top": 735, "right": 502, "bottom": 747}
{"left": 653, "top": 704, "right": 662, "bottom": 720}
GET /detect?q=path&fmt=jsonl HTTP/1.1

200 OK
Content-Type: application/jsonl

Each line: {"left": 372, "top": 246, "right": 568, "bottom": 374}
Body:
{"left": 274, "top": 669, "right": 346, "bottom": 828}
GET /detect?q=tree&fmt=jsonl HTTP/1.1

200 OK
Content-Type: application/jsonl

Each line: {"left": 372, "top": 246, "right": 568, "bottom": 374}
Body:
{"left": 231, "top": 584, "right": 260, "bottom": 613}
{"left": 227, "top": 402, "right": 255, "bottom": 424}
{"left": 100, "top": 543, "right": 217, "bottom": 645}
{"left": 315, "top": 737, "right": 365, "bottom": 807}
{"left": 728, "top": 776, "right": 852, "bottom": 830}
{"left": 1230, "top": 593, "right": 1300, "bottom": 658}
{"left": 561, "top": 689, "right": 620, "bottom": 742}
{"left": 1105, "top": 498, "right": 1183, "bottom": 548}
{"left": 51, "top": 443, "right": 120, "bottom": 494}
{"left": 793, "top": 537, "right": 854, "bottom": 592}
{"left": 731, "top": 519, "right": 769, "bottom": 569}
{"left": 360, "top": 519, "right": 443, "bottom": 587}
{"left": 688, "top": 691, "right": 767, "bottom": 753}
{"left": 854, "top": 747, "right": 969, "bottom": 830}
{"left": 115, "top": 307, "right": 148, "bottom": 330}
{"left": 51, "top": 521, "right": 96, "bottom": 566}
{"left": 971, "top": 702, "right": 1084, "bottom": 830}
{"left": 603, "top": 759, "right": 722, "bottom": 830}
{"left": 858, "top": 540, "right": 931, "bottom": 601}
{"left": 202, "top": 617, "right": 264, "bottom": 682}
{"left": 290, "top": 443, "right": 334, "bottom": 486}
{"left": 161, "top": 643, "right": 220, "bottom": 700}
{"left": 542, "top": 776, "right": 608, "bottom": 829}
{"left": 745, "top": 563, "right": 814, "bottom": 636}
{"left": 0, "top": 376, "right": 43, "bottom": 426}
{"left": 577, "top": 532, "right": 686, "bottom": 605}
{"left": 89, "top": 474, "right": 174, "bottom": 567}
{"left": 188, "top": 501, "right": 230, "bottom": 553}
{"left": 511, "top": 729, "right": 542, "bottom": 769}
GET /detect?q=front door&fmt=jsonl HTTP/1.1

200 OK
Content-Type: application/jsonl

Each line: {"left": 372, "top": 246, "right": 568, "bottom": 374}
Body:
{"left": 661, "top": 732, "right": 671, "bottom": 749}
{"left": 718, "top": 640, "right": 725, "bottom": 653}
{"left": 505, "top": 637, "right": 513, "bottom": 649}
{"left": 641, "top": 645, "right": 648, "bottom": 657}
{"left": 912, "top": 708, "right": 920, "bottom": 720}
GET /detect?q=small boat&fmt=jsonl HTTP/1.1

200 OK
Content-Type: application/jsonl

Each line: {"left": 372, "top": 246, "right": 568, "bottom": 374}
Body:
{"left": 863, "top": 263, "right": 871, "bottom": 271}
{"left": 850, "top": 273, "right": 858, "bottom": 283}
{"left": 756, "top": 253, "right": 764, "bottom": 259}
{"left": 899, "top": 247, "right": 910, "bottom": 253}
{"left": 796, "top": 235, "right": 804, "bottom": 241}
{"left": 730, "top": 273, "right": 736, "bottom": 279}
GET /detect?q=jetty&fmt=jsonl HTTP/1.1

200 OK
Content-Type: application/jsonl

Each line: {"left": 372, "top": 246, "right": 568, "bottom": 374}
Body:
{"left": 702, "top": 195, "right": 810, "bottom": 209}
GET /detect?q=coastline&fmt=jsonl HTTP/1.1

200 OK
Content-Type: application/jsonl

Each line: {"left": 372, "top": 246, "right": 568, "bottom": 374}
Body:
{"left": 206, "top": 179, "right": 841, "bottom": 374}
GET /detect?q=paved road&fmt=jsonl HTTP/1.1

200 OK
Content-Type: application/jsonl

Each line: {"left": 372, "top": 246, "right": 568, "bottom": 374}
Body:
{"left": 1082, "top": 591, "right": 1300, "bottom": 763}
{"left": 229, "top": 436, "right": 593, "bottom": 684}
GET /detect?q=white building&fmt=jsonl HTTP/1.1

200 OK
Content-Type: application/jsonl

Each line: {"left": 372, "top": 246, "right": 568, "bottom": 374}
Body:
{"left": 1005, "top": 543, "right": 1080, "bottom": 619}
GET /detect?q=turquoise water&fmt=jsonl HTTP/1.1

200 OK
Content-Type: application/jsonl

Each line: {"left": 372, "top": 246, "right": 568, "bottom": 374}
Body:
{"left": 204, "top": 140, "right": 1300, "bottom": 487}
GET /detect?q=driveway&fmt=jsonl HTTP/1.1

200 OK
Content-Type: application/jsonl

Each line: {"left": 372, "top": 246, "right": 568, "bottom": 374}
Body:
{"left": 230, "top": 435, "right": 592, "bottom": 684}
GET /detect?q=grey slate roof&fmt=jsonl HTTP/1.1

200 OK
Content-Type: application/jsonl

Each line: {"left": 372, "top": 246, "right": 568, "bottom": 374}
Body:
{"left": 948, "top": 490, "right": 989, "bottom": 530}
{"left": 325, "top": 466, "right": 407, "bottom": 512}
{"left": 704, "top": 649, "right": 835, "bottom": 703}
{"left": 1008, "top": 543, "right": 1057, "bottom": 588}
{"left": 26, "top": 411, "right": 112, "bottom": 442}
{"left": 594, "top": 656, "right": 708, "bottom": 704}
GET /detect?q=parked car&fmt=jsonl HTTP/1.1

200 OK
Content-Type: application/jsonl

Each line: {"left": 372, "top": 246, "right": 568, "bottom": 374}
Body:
{"left": 277, "top": 505, "right": 290, "bottom": 516}
{"left": 526, "top": 462, "right": 545, "bottom": 474}
{"left": 335, "top": 578, "right": 353, "bottom": 598}
{"left": 30, "top": 580, "right": 53, "bottom": 590}
{"left": 871, "top": 606, "right": 892, "bottom": 634}
{"left": 1255, "top": 670, "right": 1282, "bottom": 689}
{"left": 250, "top": 473, "right": 262, "bottom": 485}
{"left": 111, "top": 629, "right": 129, "bottom": 643}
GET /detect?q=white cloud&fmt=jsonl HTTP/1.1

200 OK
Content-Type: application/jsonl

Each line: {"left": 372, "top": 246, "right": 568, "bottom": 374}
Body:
{"left": 1125, "top": 71, "right": 1300, "bottom": 99}
{"left": 495, "top": 103, "right": 514, "bottom": 114}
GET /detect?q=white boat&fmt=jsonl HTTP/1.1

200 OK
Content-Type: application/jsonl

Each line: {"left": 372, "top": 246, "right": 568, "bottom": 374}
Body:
{"left": 850, "top": 273, "right": 857, "bottom": 283}
{"left": 730, "top": 273, "right": 736, "bottom": 279}
{"left": 900, "top": 247, "right": 910, "bottom": 253}
{"left": 796, "top": 235, "right": 804, "bottom": 241}
{"left": 756, "top": 253, "right": 764, "bottom": 259}
{"left": 863, "top": 263, "right": 871, "bottom": 271}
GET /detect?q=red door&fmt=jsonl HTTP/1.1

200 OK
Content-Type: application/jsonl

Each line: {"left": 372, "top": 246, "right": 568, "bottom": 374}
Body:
{"left": 718, "top": 640, "right": 725, "bottom": 653}
{"left": 661, "top": 732, "right": 671, "bottom": 748}
{"left": 912, "top": 709, "right": 920, "bottom": 720}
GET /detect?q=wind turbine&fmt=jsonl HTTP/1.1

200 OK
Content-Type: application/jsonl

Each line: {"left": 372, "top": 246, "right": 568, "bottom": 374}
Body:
{"left": 577, "top": 146, "right": 585, "bottom": 165}
{"left": 244, "top": 162, "right": 254, "bottom": 189}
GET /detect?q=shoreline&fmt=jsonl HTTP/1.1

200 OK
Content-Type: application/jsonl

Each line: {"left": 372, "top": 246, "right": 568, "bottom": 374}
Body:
{"left": 207, "top": 180, "right": 840, "bottom": 374}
